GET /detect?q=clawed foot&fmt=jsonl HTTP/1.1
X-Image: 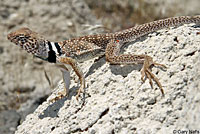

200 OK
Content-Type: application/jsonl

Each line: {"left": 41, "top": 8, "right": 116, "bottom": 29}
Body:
{"left": 49, "top": 86, "right": 68, "bottom": 102}
{"left": 49, "top": 86, "right": 85, "bottom": 102}
{"left": 141, "top": 55, "right": 167, "bottom": 96}
{"left": 49, "top": 80, "right": 85, "bottom": 102}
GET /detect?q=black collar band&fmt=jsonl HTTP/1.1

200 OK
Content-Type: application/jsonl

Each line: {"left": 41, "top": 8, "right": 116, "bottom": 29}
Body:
{"left": 47, "top": 41, "right": 56, "bottom": 63}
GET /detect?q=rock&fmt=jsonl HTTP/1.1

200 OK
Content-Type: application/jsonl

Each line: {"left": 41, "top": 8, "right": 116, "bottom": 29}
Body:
{"left": 15, "top": 24, "right": 200, "bottom": 133}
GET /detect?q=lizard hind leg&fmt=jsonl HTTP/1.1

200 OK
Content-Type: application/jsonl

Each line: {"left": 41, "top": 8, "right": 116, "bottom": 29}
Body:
{"left": 105, "top": 40, "right": 166, "bottom": 96}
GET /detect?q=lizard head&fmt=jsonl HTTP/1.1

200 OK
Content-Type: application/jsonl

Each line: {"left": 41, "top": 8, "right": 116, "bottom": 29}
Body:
{"left": 7, "top": 27, "right": 52, "bottom": 61}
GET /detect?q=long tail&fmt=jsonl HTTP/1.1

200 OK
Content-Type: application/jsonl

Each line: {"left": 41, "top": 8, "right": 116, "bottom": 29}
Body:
{"left": 114, "top": 15, "right": 200, "bottom": 42}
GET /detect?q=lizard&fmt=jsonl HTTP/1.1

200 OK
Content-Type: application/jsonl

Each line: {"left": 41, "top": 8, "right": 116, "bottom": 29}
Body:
{"left": 7, "top": 15, "right": 200, "bottom": 101}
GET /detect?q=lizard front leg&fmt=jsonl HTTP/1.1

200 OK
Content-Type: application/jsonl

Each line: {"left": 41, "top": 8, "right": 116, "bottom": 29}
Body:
{"left": 58, "top": 57, "right": 85, "bottom": 99}
{"left": 105, "top": 40, "right": 166, "bottom": 96}
{"left": 58, "top": 65, "right": 71, "bottom": 98}
{"left": 49, "top": 65, "right": 71, "bottom": 102}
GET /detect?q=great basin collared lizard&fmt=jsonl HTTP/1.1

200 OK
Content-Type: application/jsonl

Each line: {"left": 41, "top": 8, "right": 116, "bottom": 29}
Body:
{"left": 7, "top": 15, "right": 200, "bottom": 101}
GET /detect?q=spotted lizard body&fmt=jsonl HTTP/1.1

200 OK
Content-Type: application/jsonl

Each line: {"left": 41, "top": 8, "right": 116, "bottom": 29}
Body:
{"left": 7, "top": 15, "right": 200, "bottom": 101}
